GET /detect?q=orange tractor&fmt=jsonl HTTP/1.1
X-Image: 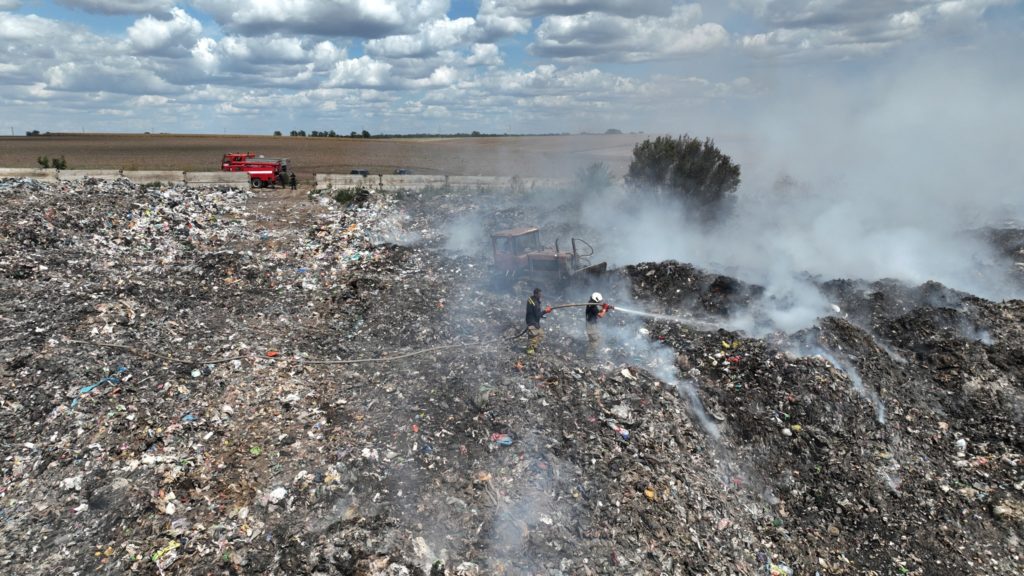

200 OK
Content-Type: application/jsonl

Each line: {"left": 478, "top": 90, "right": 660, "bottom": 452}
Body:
{"left": 491, "top": 227, "right": 607, "bottom": 293}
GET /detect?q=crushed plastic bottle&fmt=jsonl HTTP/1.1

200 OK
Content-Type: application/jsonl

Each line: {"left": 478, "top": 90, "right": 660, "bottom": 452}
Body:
{"left": 490, "top": 433, "right": 513, "bottom": 446}
{"left": 607, "top": 421, "right": 630, "bottom": 441}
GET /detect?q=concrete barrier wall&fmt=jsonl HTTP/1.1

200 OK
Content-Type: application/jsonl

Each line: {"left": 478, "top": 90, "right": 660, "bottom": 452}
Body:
{"left": 183, "top": 172, "right": 251, "bottom": 185}
{"left": 316, "top": 174, "right": 377, "bottom": 189}
{"left": 0, "top": 168, "right": 58, "bottom": 181}
{"left": 315, "top": 173, "right": 577, "bottom": 191}
{"left": 0, "top": 168, "right": 249, "bottom": 186}
{"left": 4, "top": 169, "right": 617, "bottom": 191}
{"left": 55, "top": 169, "right": 134, "bottom": 181}
{"left": 381, "top": 174, "right": 448, "bottom": 191}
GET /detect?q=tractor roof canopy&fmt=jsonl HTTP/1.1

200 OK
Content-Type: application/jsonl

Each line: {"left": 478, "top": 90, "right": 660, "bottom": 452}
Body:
{"left": 492, "top": 227, "right": 539, "bottom": 238}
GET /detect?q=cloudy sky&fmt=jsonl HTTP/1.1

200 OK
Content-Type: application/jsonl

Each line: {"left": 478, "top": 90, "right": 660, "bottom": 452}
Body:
{"left": 0, "top": 1, "right": 1021, "bottom": 135}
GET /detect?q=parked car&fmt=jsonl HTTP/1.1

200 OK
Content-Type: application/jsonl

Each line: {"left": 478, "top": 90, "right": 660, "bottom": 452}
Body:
{"left": 350, "top": 169, "right": 369, "bottom": 176}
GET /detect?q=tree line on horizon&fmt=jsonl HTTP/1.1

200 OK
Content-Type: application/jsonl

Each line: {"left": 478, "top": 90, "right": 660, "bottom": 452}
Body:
{"left": 16, "top": 128, "right": 636, "bottom": 138}
{"left": 276, "top": 129, "right": 588, "bottom": 138}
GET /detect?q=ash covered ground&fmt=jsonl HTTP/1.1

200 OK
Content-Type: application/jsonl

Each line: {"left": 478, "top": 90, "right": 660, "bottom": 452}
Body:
{"left": 1, "top": 177, "right": 1022, "bottom": 575}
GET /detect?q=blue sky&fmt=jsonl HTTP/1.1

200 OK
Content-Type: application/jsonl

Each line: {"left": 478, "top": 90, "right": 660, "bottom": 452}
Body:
{"left": 0, "top": 0, "right": 1021, "bottom": 137}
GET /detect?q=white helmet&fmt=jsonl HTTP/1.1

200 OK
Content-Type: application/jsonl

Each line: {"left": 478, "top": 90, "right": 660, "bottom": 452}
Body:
{"left": 591, "top": 292, "right": 603, "bottom": 303}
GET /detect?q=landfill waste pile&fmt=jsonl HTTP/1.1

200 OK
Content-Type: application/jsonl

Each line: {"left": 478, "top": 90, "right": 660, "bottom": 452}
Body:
{"left": 1, "top": 177, "right": 1022, "bottom": 575}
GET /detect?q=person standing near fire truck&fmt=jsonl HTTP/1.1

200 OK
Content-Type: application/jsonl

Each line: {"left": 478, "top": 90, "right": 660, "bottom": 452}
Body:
{"left": 289, "top": 172, "right": 297, "bottom": 190}
{"left": 525, "top": 288, "right": 552, "bottom": 355}
{"left": 585, "top": 292, "right": 612, "bottom": 357}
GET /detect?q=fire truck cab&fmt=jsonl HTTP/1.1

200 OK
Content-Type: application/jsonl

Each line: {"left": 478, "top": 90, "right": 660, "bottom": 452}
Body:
{"left": 221, "top": 152, "right": 290, "bottom": 188}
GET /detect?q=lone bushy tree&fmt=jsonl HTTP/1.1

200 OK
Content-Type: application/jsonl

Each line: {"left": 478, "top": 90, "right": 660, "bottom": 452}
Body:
{"left": 626, "top": 134, "right": 740, "bottom": 218}
{"left": 575, "top": 161, "right": 614, "bottom": 192}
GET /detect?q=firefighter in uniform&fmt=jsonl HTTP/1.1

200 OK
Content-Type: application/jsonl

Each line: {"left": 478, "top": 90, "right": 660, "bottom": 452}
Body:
{"left": 289, "top": 172, "right": 297, "bottom": 190}
{"left": 585, "top": 292, "right": 612, "bottom": 357}
{"left": 525, "top": 288, "right": 552, "bottom": 355}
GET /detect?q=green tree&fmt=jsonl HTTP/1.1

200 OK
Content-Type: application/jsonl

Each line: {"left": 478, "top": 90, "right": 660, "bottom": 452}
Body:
{"left": 626, "top": 134, "right": 740, "bottom": 219}
{"left": 361, "top": 129, "right": 371, "bottom": 138}
{"left": 575, "top": 161, "right": 614, "bottom": 192}
{"left": 52, "top": 155, "right": 67, "bottom": 170}
{"left": 273, "top": 130, "right": 282, "bottom": 136}
{"left": 37, "top": 155, "right": 50, "bottom": 168}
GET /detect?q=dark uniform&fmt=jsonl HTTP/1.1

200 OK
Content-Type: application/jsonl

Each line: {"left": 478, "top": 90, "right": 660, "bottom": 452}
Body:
{"left": 585, "top": 293, "right": 609, "bottom": 357}
{"left": 289, "top": 172, "right": 297, "bottom": 190}
{"left": 525, "top": 288, "right": 549, "bottom": 354}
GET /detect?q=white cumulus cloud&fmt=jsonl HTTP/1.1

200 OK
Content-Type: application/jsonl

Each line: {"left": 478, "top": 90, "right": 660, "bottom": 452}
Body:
{"left": 190, "top": 37, "right": 219, "bottom": 74}
{"left": 366, "top": 17, "right": 478, "bottom": 58}
{"left": 45, "top": 60, "right": 176, "bottom": 94}
{"left": 466, "top": 43, "right": 503, "bottom": 66}
{"left": 934, "top": 0, "right": 1016, "bottom": 19}
{"left": 194, "top": 0, "right": 448, "bottom": 38}
{"left": 482, "top": 0, "right": 677, "bottom": 18}
{"left": 1, "top": 0, "right": 1020, "bottom": 136}
{"left": 56, "top": 0, "right": 177, "bottom": 14}
{"left": 127, "top": 7, "right": 202, "bottom": 56}
{"left": 738, "top": 0, "right": 1016, "bottom": 57}
{"left": 531, "top": 5, "right": 728, "bottom": 61}
{"left": 327, "top": 55, "right": 396, "bottom": 88}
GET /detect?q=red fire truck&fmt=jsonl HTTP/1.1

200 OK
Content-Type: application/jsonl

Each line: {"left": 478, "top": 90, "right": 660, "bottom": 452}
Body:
{"left": 221, "top": 152, "right": 290, "bottom": 188}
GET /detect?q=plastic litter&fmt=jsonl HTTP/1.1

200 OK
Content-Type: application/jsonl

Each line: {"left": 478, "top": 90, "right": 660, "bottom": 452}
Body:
{"left": 71, "top": 366, "right": 127, "bottom": 407}
{"left": 607, "top": 421, "right": 630, "bottom": 441}
{"left": 490, "top": 433, "right": 514, "bottom": 446}
{"left": 1, "top": 175, "right": 1020, "bottom": 574}
{"left": 151, "top": 540, "right": 180, "bottom": 569}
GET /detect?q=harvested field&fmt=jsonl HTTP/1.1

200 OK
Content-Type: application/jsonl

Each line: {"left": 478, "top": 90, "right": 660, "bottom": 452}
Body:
{"left": 0, "top": 133, "right": 647, "bottom": 182}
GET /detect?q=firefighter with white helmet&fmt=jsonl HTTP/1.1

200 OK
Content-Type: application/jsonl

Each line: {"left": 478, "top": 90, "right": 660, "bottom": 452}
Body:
{"left": 585, "top": 291, "right": 613, "bottom": 357}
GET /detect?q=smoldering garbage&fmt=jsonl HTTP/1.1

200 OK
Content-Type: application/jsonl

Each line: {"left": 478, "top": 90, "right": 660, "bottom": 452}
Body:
{"left": 0, "top": 176, "right": 1022, "bottom": 575}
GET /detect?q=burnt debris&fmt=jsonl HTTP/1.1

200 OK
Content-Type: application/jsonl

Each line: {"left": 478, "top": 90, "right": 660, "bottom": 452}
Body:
{"left": 1, "top": 177, "right": 1022, "bottom": 575}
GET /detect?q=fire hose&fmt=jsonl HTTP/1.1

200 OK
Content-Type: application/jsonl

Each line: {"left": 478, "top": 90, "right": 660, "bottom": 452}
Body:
{"left": 508, "top": 301, "right": 614, "bottom": 339}
{"left": 68, "top": 303, "right": 615, "bottom": 366}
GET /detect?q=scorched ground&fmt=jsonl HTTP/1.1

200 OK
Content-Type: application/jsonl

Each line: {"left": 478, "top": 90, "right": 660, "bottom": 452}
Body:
{"left": 0, "top": 178, "right": 1022, "bottom": 575}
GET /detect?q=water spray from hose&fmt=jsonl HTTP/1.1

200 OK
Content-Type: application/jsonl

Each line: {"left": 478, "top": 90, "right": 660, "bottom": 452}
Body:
{"left": 549, "top": 301, "right": 725, "bottom": 439}
{"left": 611, "top": 305, "right": 721, "bottom": 331}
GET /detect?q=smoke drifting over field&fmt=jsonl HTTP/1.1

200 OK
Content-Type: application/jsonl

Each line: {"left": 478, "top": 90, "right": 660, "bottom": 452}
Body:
{"left": 575, "top": 44, "right": 1024, "bottom": 334}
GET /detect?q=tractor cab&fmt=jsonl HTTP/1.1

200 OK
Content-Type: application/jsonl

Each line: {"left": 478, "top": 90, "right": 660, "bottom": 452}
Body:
{"left": 491, "top": 227, "right": 605, "bottom": 291}
{"left": 492, "top": 227, "right": 547, "bottom": 272}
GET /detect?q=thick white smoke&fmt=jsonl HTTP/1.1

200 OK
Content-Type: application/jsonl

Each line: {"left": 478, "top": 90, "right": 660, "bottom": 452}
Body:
{"left": 582, "top": 38, "right": 1024, "bottom": 334}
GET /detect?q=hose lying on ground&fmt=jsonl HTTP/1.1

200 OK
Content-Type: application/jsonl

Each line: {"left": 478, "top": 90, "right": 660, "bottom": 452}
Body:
{"left": 66, "top": 303, "right": 609, "bottom": 366}
{"left": 69, "top": 334, "right": 510, "bottom": 367}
